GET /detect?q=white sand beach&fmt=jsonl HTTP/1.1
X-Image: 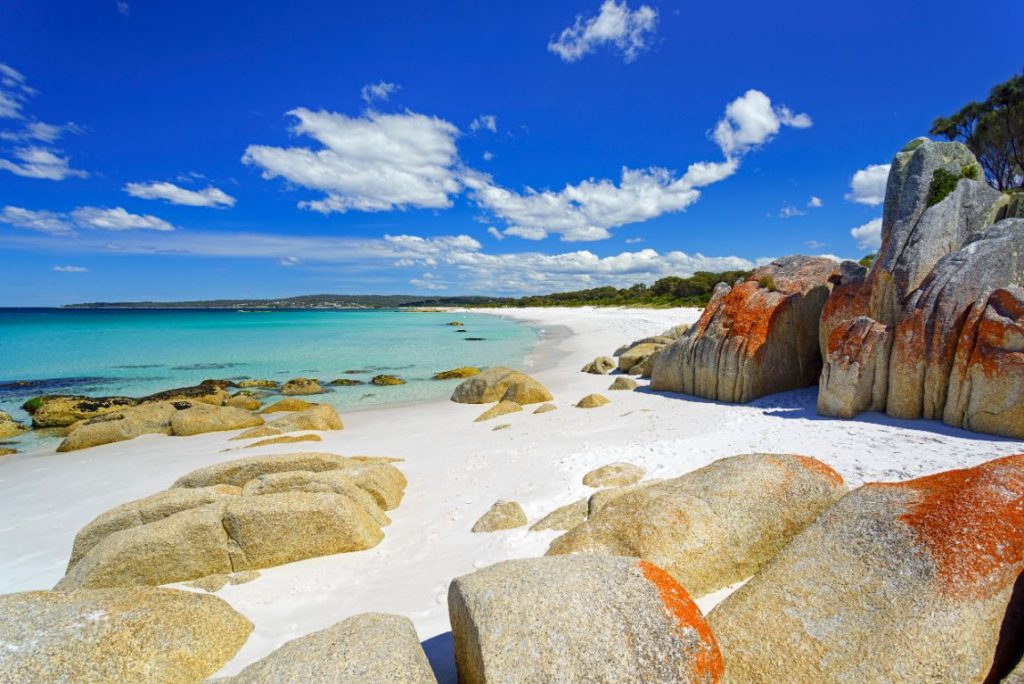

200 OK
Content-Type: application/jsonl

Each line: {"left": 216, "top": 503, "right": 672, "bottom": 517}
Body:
{"left": 2, "top": 306, "right": 1023, "bottom": 680}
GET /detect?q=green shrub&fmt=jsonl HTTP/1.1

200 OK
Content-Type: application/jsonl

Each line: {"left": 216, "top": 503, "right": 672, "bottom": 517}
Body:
{"left": 926, "top": 168, "right": 963, "bottom": 207}
{"left": 22, "top": 397, "right": 45, "bottom": 413}
{"left": 757, "top": 276, "right": 778, "bottom": 292}
{"left": 858, "top": 253, "right": 877, "bottom": 268}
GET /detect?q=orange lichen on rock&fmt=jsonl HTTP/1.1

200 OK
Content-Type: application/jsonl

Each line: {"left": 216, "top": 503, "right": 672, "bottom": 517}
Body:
{"left": 793, "top": 455, "right": 845, "bottom": 487}
{"left": 969, "top": 289, "right": 1024, "bottom": 376}
{"left": 717, "top": 283, "right": 781, "bottom": 357}
{"left": 638, "top": 560, "right": 724, "bottom": 681}
{"left": 880, "top": 455, "right": 1024, "bottom": 600}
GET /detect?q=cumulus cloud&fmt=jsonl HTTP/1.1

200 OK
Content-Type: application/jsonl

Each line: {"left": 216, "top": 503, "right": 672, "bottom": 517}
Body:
{"left": 548, "top": 0, "right": 658, "bottom": 63}
{"left": 53, "top": 265, "right": 88, "bottom": 272}
{"left": 468, "top": 90, "right": 806, "bottom": 242}
{"left": 487, "top": 226, "right": 505, "bottom": 240}
{"left": 410, "top": 272, "right": 447, "bottom": 290}
{"left": 243, "top": 107, "right": 462, "bottom": 213}
{"left": 470, "top": 115, "right": 497, "bottom": 133}
{"left": 124, "top": 181, "right": 236, "bottom": 208}
{"left": 778, "top": 204, "right": 806, "bottom": 219}
{"left": 482, "top": 150, "right": 494, "bottom": 161}
{"left": 808, "top": 196, "right": 823, "bottom": 208}
{"left": 712, "top": 89, "right": 812, "bottom": 157}
{"left": 0, "top": 206, "right": 74, "bottom": 234}
{"left": 0, "top": 146, "right": 87, "bottom": 180}
{"left": 360, "top": 81, "right": 399, "bottom": 104}
{"left": 845, "top": 163, "right": 890, "bottom": 206}
{"left": 850, "top": 217, "right": 883, "bottom": 250}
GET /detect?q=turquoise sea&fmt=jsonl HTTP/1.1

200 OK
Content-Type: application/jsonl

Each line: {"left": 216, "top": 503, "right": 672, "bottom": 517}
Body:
{"left": 0, "top": 308, "right": 540, "bottom": 428}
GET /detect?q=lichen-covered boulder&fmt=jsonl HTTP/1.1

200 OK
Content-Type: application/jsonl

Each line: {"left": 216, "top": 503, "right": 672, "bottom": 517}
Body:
{"left": 238, "top": 379, "right": 278, "bottom": 389}
{"left": 944, "top": 288, "right": 1024, "bottom": 438}
{"left": 575, "top": 393, "right": 609, "bottom": 408}
{"left": 474, "top": 400, "right": 522, "bottom": 422}
{"left": 281, "top": 377, "right": 325, "bottom": 395}
{"left": 652, "top": 256, "right": 840, "bottom": 403}
{"left": 886, "top": 220, "right": 1024, "bottom": 435}
{"left": 170, "top": 403, "right": 265, "bottom": 437}
{"left": 471, "top": 500, "right": 527, "bottom": 532}
{"left": 227, "top": 394, "right": 262, "bottom": 411}
{"left": 0, "top": 587, "right": 252, "bottom": 684}
{"left": 226, "top": 613, "right": 437, "bottom": 683}
{"left": 433, "top": 366, "right": 481, "bottom": 380}
{"left": 0, "top": 410, "right": 28, "bottom": 438}
{"left": 618, "top": 342, "right": 664, "bottom": 373}
{"left": 581, "top": 356, "right": 616, "bottom": 374}
{"left": 57, "top": 401, "right": 182, "bottom": 452}
{"left": 30, "top": 395, "right": 138, "bottom": 428}
{"left": 239, "top": 469, "right": 390, "bottom": 527}
{"left": 817, "top": 315, "right": 892, "bottom": 418}
{"left": 549, "top": 454, "right": 847, "bottom": 597}
{"left": 709, "top": 455, "right": 1024, "bottom": 684}
{"left": 448, "top": 556, "right": 723, "bottom": 683}
{"left": 451, "top": 367, "right": 552, "bottom": 404}
{"left": 583, "top": 462, "right": 645, "bottom": 487}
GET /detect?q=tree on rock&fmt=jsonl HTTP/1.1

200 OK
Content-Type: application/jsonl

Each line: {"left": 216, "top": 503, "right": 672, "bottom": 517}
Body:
{"left": 930, "top": 72, "right": 1024, "bottom": 191}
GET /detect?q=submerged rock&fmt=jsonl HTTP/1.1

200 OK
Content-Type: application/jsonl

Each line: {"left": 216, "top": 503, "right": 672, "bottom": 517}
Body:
{"left": 549, "top": 454, "right": 847, "bottom": 597}
{"left": 329, "top": 378, "right": 365, "bottom": 386}
{"left": 448, "top": 556, "right": 723, "bottom": 683}
{"left": 0, "top": 587, "right": 252, "bottom": 683}
{"left": 238, "top": 379, "right": 278, "bottom": 389}
{"left": 709, "top": 454, "right": 1024, "bottom": 684}
{"left": 371, "top": 374, "right": 406, "bottom": 386}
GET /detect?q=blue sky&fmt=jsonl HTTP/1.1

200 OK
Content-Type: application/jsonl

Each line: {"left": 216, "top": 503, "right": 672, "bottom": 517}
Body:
{"left": 0, "top": 0, "right": 1019, "bottom": 305}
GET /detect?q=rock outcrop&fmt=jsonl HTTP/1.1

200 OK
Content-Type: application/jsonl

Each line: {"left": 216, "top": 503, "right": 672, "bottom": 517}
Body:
{"left": 226, "top": 613, "right": 437, "bottom": 683}
{"left": 371, "top": 374, "right": 406, "bottom": 386}
{"left": 529, "top": 499, "right": 588, "bottom": 532}
{"left": 450, "top": 367, "right": 552, "bottom": 405}
{"left": 56, "top": 453, "right": 406, "bottom": 588}
{"left": 29, "top": 395, "right": 138, "bottom": 428}
{"left": 548, "top": 454, "right": 847, "bottom": 597}
{"left": 652, "top": 256, "right": 840, "bottom": 403}
{"left": 818, "top": 139, "right": 1024, "bottom": 438}
{"left": 0, "top": 410, "right": 28, "bottom": 438}
{"left": 448, "top": 556, "right": 723, "bottom": 683}
{"left": 709, "top": 454, "right": 1024, "bottom": 684}
{"left": 281, "top": 378, "right": 325, "bottom": 395}
{"left": 138, "top": 382, "right": 230, "bottom": 406}
{"left": 57, "top": 401, "right": 265, "bottom": 452}
{"left": 263, "top": 404, "right": 344, "bottom": 433}
{"left": 433, "top": 366, "right": 481, "bottom": 380}
{"left": 0, "top": 587, "right": 252, "bottom": 683}
{"left": 471, "top": 500, "right": 526, "bottom": 532}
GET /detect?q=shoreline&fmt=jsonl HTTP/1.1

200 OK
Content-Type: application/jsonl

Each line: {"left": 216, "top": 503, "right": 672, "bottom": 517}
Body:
{"left": 2, "top": 306, "right": 1023, "bottom": 681}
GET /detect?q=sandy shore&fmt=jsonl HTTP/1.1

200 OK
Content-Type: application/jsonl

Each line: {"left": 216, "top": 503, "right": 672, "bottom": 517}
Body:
{"left": 2, "top": 305, "right": 1023, "bottom": 680}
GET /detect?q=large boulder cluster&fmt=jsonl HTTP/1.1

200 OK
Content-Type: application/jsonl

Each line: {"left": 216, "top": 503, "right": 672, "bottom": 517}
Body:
{"left": 56, "top": 452, "right": 406, "bottom": 590}
{"left": 818, "top": 139, "right": 1024, "bottom": 438}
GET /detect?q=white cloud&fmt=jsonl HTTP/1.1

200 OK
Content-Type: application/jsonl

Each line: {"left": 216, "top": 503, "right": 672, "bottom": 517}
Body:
{"left": 360, "top": 81, "right": 399, "bottom": 104}
{"left": 0, "top": 206, "right": 75, "bottom": 234}
{"left": 243, "top": 107, "right": 462, "bottom": 213}
{"left": 845, "top": 163, "right": 890, "bottom": 206}
{"left": 411, "top": 272, "right": 447, "bottom": 291}
{"left": 625, "top": 237, "right": 644, "bottom": 244}
{"left": 850, "top": 217, "right": 883, "bottom": 250}
{"left": 487, "top": 226, "right": 505, "bottom": 240}
{"left": 778, "top": 204, "right": 806, "bottom": 218}
{"left": 278, "top": 256, "right": 301, "bottom": 267}
{"left": 470, "top": 115, "right": 497, "bottom": 133}
{"left": 548, "top": 0, "right": 658, "bottom": 63}
{"left": 712, "top": 89, "right": 812, "bottom": 157}
{"left": 0, "top": 121, "right": 82, "bottom": 143}
{"left": 804, "top": 240, "right": 825, "bottom": 249}
{"left": 808, "top": 196, "right": 823, "bottom": 208}
{"left": 70, "top": 207, "right": 174, "bottom": 232}
{"left": 0, "top": 62, "right": 34, "bottom": 119}
{"left": 0, "top": 146, "right": 88, "bottom": 180}
{"left": 482, "top": 151, "right": 494, "bottom": 161}
{"left": 124, "top": 181, "right": 236, "bottom": 208}
{"left": 466, "top": 90, "right": 806, "bottom": 242}
{"left": 116, "top": 1, "right": 130, "bottom": 16}
{"left": 53, "top": 265, "right": 88, "bottom": 272}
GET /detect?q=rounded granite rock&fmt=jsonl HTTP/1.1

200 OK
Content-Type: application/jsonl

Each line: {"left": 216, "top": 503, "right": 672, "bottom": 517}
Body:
{"left": 582, "top": 462, "right": 645, "bottom": 488}
{"left": 281, "top": 378, "right": 325, "bottom": 396}
{"left": 472, "top": 500, "right": 527, "bottom": 532}
{"left": 575, "top": 393, "right": 610, "bottom": 408}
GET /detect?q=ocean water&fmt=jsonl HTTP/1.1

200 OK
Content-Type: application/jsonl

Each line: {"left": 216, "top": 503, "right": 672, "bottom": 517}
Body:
{"left": 0, "top": 308, "right": 540, "bottom": 428}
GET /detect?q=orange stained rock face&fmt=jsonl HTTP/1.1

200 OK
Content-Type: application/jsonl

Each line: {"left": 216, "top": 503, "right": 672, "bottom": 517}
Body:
{"left": 637, "top": 560, "right": 724, "bottom": 682}
{"left": 718, "top": 283, "right": 782, "bottom": 357}
{"left": 970, "top": 289, "right": 1024, "bottom": 375}
{"left": 879, "top": 454, "right": 1024, "bottom": 600}
{"left": 793, "top": 455, "right": 845, "bottom": 487}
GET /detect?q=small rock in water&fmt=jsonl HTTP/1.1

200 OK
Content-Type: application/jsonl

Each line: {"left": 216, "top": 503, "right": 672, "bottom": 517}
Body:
{"left": 280, "top": 378, "right": 325, "bottom": 396}
{"left": 371, "top": 374, "right": 406, "bottom": 386}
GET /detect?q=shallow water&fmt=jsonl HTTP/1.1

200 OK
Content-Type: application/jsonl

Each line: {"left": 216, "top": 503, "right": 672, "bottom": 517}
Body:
{"left": 0, "top": 308, "right": 539, "bottom": 427}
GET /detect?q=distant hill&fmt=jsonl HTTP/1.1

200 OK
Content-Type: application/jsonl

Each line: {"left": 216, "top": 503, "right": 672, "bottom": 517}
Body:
{"left": 63, "top": 294, "right": 513, "bottom": 309}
